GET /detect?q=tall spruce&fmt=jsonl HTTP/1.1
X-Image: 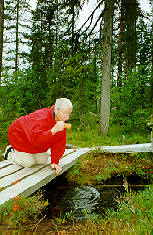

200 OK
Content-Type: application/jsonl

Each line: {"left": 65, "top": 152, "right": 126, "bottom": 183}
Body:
{"left": 4, "top": 0, "right": 31, "bottom": 72}
{"left": 30, "top": 0, "right": 62, "bottom": 107}
{"left": 151, "top": 0, "right": 153, "bottom": 109}
{"left": 64, "top": 0, "right": 82, "bottom": 54}
{"left": 100, "top": 0, "right": 114, "bottom": 135}
{"left": 117, "top": 0, "right": 124, "bottom": 87}
{"left": 0, "top": 0, "right": 4, "bottom": 85}
{"left": 124, "top": 0, "right": 139, "bottom": 74}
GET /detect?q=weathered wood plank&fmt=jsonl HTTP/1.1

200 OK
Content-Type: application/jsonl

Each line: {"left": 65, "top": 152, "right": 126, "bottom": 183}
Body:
{"left": 0, "top": 164, "right": 23, "bottom": 178}
{"left": 92, "top": 143, "right": 152, "bottom": 153}
{"left": 0, "top": 149, "right": 89, "bottom": 205}
{"left": 0, "top": 160, "right": 12, "bottom": 169}
{"left": 0, "top": 164, "right": 46, "bottom": 187}
{"left": 0, "top": 149, "right": 75, "bottom": 188}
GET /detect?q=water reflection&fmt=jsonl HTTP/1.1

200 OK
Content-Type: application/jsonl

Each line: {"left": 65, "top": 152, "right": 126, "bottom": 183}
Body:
{"left": 61, "top": 185, "right": 100, "bottom": 219}
{"left": 44, "top": 184, "right": 121, "bottom": 220}
{"left": 42, "top": 174, "right": 149, "bottom": 221}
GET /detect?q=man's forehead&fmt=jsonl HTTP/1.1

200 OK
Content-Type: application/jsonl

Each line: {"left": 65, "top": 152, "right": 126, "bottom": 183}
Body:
{"left": 61, "top": 107, "right": 72, "bottom": 112}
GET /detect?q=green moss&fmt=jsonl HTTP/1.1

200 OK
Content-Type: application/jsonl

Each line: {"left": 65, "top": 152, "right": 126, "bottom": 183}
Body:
{"left": 65, "top": 152, "right": 153, "bottom": 185}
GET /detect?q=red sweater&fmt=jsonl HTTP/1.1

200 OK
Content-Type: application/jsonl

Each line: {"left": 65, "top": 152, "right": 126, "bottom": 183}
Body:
{"left": 8, "top": 106, "right": 66, "bottom": 164}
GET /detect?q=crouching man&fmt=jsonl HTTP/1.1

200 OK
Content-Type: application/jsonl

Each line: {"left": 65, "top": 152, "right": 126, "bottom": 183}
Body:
{"left": 5, "top": 98, "right": 72, "bottom": 175}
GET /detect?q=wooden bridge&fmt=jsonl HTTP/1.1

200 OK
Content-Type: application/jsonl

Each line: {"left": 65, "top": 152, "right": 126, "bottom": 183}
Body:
{"left": 0, "top": 142, "right": 152, "bottom": 206}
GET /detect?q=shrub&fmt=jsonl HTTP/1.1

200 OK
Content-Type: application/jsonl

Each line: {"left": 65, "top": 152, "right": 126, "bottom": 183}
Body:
{"left": 107, "top": 185, "right": 153, "bottom": 232}
{"left": 0, "top": 196, "right": 46, "bottom": 228}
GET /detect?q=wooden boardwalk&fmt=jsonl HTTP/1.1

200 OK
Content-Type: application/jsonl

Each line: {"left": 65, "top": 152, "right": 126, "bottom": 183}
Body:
{"left": 0, "top": 143, "right": 152, "bottom": 206}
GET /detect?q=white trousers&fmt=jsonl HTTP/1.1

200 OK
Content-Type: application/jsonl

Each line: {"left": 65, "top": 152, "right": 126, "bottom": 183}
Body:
{"left": 8, "top": 149, "right": 49, "bottom": 168}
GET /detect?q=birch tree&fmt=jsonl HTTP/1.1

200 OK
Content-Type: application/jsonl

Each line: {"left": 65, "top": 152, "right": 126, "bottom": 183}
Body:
{"left": 100, "top": 0, "right": 114, "bottom": 135}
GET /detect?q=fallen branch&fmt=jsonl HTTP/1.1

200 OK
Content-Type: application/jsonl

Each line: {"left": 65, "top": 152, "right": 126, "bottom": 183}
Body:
{"left": 33, "top": 214, "right": 47, "bottom": 232}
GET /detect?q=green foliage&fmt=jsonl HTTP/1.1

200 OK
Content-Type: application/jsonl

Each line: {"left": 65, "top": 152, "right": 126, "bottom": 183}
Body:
{"left": 46, "top": 40, "right": 99, "bottom": 121}
{"left": 0, "top": 70, "right": 48, "bottom": 119}
{"left": 0, "top": 69, "right": 50, "bottom": 152}
{"left": 0, "top": 196, "right": 46, "bottom": 228}
{"left": 67, "top": 123, "right": 150, "bottom": 148}
{"left": 107, "top": 185, "right": 153, "bottom": 233}
{"left": 111, "top": 67, "right": 152, "bottom": 131}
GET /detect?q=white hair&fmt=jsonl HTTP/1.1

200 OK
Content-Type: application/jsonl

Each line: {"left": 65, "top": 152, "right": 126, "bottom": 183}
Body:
{"left": 54, "top": 98, "right": 72, "bottom": 110}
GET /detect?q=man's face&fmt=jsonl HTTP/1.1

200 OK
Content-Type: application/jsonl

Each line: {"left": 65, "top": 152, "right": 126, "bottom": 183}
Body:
{"left": 55, "top": 107, "right": 72, "bottom": 122}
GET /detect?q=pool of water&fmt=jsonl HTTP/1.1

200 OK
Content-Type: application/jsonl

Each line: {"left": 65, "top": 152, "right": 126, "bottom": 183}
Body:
{"left": 39, "top": 173, "right": 150, "bottom": 221}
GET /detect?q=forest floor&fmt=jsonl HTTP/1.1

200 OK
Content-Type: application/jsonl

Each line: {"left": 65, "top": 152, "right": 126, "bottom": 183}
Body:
{"left": 0, "top": 149, "right": 152, "bottom": 233}
{"left": 0, "top": 127, "right": 152, "bottom": 233}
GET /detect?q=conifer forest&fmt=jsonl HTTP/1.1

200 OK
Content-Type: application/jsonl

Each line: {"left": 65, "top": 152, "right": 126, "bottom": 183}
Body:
{"left": 0, "top": 1, "right": 153, "bottom": 233}
{"left": 0, "top": 0, "right": 152, "bottom": 137}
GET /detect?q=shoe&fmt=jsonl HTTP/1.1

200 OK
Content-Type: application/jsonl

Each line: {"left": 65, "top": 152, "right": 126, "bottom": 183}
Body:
{"left": 3, "top": 145, "right": 13, "bottom": 160}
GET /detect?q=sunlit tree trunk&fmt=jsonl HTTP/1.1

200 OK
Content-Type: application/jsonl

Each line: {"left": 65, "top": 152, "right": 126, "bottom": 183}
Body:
{"left": 0, "top": 0, "right": 4, "bottom": 85}
{"left": 100, "top": 0, "right": 114, "bottom": 135}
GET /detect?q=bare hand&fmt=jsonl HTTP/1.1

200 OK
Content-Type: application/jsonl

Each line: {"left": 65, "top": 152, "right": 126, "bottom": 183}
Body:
{"left": 51, "top": 121, "right": 65, "bottom": 135}
{"left": 51, "top": 163, "right": 62, "bottom": 175}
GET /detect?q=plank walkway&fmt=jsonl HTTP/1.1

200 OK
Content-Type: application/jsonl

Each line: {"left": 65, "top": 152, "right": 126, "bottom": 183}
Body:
{"left": 0, "top": 143, "right": 152, "bottom": 206}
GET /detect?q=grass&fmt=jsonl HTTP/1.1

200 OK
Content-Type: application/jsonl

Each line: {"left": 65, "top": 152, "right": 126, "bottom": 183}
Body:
{"left": 65, "top": 151, "right": 153, "bottom": 185}
{"left": 106, "top": 185, "right": 153, "bottom": 233}
{"left": 66, "top": 124, "right": 151, "bottom": 148}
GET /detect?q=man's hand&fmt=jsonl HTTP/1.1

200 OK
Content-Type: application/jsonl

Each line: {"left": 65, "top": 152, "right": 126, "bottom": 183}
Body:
{"left": 51, "top": 163, "right": 62, "bottom": 175}
{"left": 51, "top": 121, "right": 65, "bottom": 135}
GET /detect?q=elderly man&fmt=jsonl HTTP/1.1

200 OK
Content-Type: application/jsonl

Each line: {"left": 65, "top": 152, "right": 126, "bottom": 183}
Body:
{"left": 5, "top": 98, "right": 72, "bottom": 174}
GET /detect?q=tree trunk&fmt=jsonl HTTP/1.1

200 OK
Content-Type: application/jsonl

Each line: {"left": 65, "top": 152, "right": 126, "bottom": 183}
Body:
{"left": 117, "top": 0, "right": 124, "bottom": 87}
{"left": 151, "top": 4, "right": 153, "bottom": 109}
{"left": 125, "top": 0, "right": 137, "bottom": 75}
{"left": 71, "top": 4, "right": 75, "bottom": 55}
{"left": 0, "top": 0, "right": 4, "bottom": 85}
{"left": 15, "top": 0, "right": 19, "bottom": 73}
{"left": 100, "top": 0, "right": 114, "bottom": 135}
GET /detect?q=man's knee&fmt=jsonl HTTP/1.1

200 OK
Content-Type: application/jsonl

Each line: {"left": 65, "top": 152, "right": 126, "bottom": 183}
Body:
{"left": 24, "top": 159, "right": 35, "bottom": 168}
{"left": 14, "top": 151, "right": 35, "bottom": 168}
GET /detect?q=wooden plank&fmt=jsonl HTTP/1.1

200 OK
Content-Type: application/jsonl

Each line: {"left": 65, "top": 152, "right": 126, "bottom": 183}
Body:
{"left": 64, "top": 149, "right": 75, "bottom": 154}
{"left": 92, "top": 143, "right": 152, "bottom": 153}
{"left": 0, "top": 149, "right": 76, "bottom": 188}
{"left": 0, "top": 164, "right": 46, "bottom": 187}
{"left": 0, "top": 160, "right": 12, "bottom": 169}
{"left": 0, "top": 149, "right": 89, "bottom": 205}
{"left": 0, "top": 164, "right": 23, "bottom": 178}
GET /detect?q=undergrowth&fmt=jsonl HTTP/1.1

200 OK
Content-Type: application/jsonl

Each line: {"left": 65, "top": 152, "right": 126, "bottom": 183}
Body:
{"left": 65, "top": 152, "right": 153, "bottom": 185}
{"left": 66, "top": 124, "right": 151, "bottom": 148}
{"left": 0, "top": 196, "right": 47, "bottom": 229}
{"left": 107, "top": 185, "right": 153, "bottom": 233}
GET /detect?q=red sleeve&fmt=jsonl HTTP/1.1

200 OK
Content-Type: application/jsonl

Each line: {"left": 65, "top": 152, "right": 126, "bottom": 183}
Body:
{"left": 51, "top": 131, "right": 66, "bottom": 164}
